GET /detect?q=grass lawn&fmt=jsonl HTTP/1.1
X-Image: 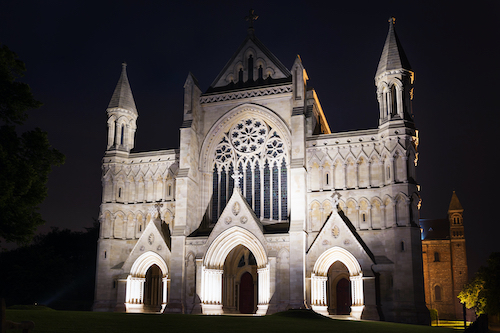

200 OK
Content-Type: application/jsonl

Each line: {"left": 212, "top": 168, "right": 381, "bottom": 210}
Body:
{"left": 6, "top": 309, "right": 458, "bottom": 333}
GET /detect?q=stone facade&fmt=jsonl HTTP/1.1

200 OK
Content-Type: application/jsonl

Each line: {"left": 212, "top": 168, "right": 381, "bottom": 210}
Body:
{"left": 93, "top": 18, "right": 430, "bottom": 324}
{"left": 420, "top": 192, "right": 468, "bottom": 320}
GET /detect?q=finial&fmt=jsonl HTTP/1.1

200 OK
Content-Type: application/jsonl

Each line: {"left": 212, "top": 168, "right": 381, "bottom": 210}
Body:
{"left": 245, "top": 9, "right": 258, "bottom": 34}
{"left": 122, "top": 62, "right": 127, "bottom": 67}
{"left": 389, "top": 17, "right": 395, "bottom": 25}
{"left": 231, "top": 171, "right": 243, "bottom": 189}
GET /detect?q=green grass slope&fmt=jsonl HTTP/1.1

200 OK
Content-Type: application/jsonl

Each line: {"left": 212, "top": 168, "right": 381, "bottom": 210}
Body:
{"left": 6, "top": 309, "right": 456, "bottom": 333}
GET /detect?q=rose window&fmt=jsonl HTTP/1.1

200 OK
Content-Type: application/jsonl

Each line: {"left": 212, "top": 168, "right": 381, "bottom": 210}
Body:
{"left": 230, "top": 118, "right": 268, "bottom": 154}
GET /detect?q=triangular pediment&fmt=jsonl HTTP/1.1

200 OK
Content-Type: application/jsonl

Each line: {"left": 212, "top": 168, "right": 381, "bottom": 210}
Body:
{"left": 208, "top": 33, "right": 291, "bottom": 93}
{"left": 206, "top": 187, "right": 266, "bottom": 247}
{"left": 122, "top": 218, "right": 171, "bottom": 273}
{"left": 307, "top": 209, "right": 376, "bottom": 266}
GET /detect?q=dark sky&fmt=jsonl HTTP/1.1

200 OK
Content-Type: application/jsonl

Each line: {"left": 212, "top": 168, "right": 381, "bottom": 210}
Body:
{"left": 1, "top": 1, "right": 498, "bottom": 275}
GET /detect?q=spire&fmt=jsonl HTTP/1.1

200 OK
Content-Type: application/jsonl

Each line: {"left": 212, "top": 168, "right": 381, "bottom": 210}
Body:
{"left": 108, "top": 62, "right": 137, "bottom": 114}
{"left": 448, "top": 191, "right": 463, "bottom": 211}
{"left": 376, "top": 17, "right": 412, "bottom": 78}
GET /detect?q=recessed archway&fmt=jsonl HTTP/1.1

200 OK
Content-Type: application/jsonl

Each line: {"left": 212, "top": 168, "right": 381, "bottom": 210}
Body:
{"left": 201, "top": 227, "right": 269, "bottom": 315}
{"left": 311, "top": 247, "right": 364, "bottom": 319}
{"left": 125, "top": 251, "right": 169, "bottom": 313}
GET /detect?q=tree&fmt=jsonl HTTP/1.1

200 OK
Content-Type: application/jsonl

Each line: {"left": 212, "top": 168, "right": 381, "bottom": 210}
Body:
{"left": 0, "top": 223, "right": 99, "bottom": 310}
{"left": 459, "top": 252, "right": 500, "bottom": 316}
{"left": 0, "top": 44, "right": 65, "bottom": 246}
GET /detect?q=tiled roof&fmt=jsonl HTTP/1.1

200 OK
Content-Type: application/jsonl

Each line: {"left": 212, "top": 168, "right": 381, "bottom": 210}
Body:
{"left": 376, "top": 18, "right": 412, "bottom": 78}
{"left": 108, "top": 63, "right": 137, "bottom": 114}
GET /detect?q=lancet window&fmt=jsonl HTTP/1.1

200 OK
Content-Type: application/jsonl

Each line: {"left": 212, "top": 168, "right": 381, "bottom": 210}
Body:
{"left": 211, "top": 117, "right": 289, "bottom": 222}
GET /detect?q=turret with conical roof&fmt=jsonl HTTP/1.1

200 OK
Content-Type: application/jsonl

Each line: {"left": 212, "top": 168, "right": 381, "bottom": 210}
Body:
{"left": 448, "top": 191, "right": 465, "bottom": 239}
{"left": 375, "top": 18, "right": 414, "bottom": 126}
{"left": 106, "top": 63, "right": 138, "bottom": 152}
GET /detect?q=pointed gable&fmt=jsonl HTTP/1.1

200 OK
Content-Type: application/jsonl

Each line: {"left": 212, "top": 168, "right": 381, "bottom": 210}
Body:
{"left": 376, "top": 17, "right": 412, "bottom": 78}
{"left": 108, "top": 62, "right": 137, "bottom": 114}
{"left": 121, "top": 217, "right": 172, "bottom": 273}
{"left": 206, "top": 32, "right": 291, "bottom": 94}
{"left": 205, "top": 187, "right": 267, "bottom": 248}
{"left": 307, "top": 209, "right": 376, "bottom": 267}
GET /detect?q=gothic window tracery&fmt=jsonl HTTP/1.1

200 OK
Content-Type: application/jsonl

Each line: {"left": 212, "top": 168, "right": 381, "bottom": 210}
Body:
{"left": 211, "top": 117, "right": 288, "bottom": 222}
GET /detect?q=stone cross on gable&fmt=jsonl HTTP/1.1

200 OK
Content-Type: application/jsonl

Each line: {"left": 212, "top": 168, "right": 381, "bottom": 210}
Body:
{"left": 231, "top": 171, "right": 243, "bottom": 189}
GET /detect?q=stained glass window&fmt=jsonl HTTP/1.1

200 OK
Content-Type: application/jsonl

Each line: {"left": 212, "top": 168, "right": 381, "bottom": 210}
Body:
{"left": 210, "top": 117, "right": 288, "bottom": 222}
{"left": 272, "top": 162, "right": 279, "bottom": 220}
{"left": 245, "top": 162, "right": 252, "bottom": 205}
{"left": 228, "top": 163, "right": 234, "bottom": 200}
{"left": 220, "top": 166, "right": 227, "bottom": 213}
{"left": 281, "top": 159, "right": 287, "bottom": 220}
{"left": 212, "top": 165, "right": 218, "bottom": 219}
{"left": 254, "top": 161, "right": 261, "bottom": 217}
{"left": 264, "top": 161, "right": 270, "bottom": 219}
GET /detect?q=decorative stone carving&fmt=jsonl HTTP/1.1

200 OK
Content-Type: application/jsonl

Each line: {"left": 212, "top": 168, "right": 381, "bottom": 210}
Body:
{"left": 148, "top": 233, "right": 154, "bottom": 245}
{"left": 240, "top": 216, "right": 248, "bottom": 224}
{"left": 332, "top": 225, "right": 340, "bottom": 238}
{"left": 225, "top": 217, "right": 232, "bottom": 224}
{"left": 232, "top": 202, "right": 240, "bottom": 216}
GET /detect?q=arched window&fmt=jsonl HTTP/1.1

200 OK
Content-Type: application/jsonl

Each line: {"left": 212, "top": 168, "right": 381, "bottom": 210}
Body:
{"left": 247, "top": 55, "right": 254, "bottom": 81}
{"left": 210, "top": 118, "right": 288, "bottom": 222}
{"left": 168, "top": 184, "right": 172, "bottom": 197}
{"left": 434, "top": 285, "right": 442, "bottom": 301}
{"left": 258, "top": 65, "right": 263, "bottom": 80}
{"left": 118, "top": 187, "right": 122, "bottom": 198}
{"left": 401, "top": 241, "right": 405, "bottom": 252}
{"left": 325, "top": 173, "right": 329, "bottom": 186}
{"left": 238, "top": 68, "right": 243, "bottom": 82}
{"left": 434, "top": 252, "right": 440, "bottom": 262}
{"left": 391, "top": 85, "right": 397, "bottom": 116}
{"left": 120, "top": 125, "right": 124, "bottom": 145}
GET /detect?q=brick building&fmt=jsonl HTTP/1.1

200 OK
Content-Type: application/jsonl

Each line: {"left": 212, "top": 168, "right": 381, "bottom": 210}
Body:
{"left": 420, "top": 191, "right": 468, "bottom": 320}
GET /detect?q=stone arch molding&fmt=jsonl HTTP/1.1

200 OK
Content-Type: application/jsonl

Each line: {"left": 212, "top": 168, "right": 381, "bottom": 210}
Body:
{"left": 200, "top": 104, "right": 292, "bottom": 171}
{"left": 130, "top": 251, "right": 168, "bottom": 277}
{"left": 311, "top": 246, "right": 365, "bottom": 319}
{"left": 204, "top": 226, "right": 267, "bottom": 269}
{"left": 313, "top": 246, "right": 361, "bottom": 276}
{"left": 125, "top": 251, "right": 169, "bottom": 312}
{"left": 201, "top": 226, "right": 270, "bottom": 315}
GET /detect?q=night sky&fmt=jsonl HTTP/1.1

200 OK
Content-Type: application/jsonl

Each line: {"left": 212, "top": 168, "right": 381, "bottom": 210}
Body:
{"left": 1, "top": 1, "right": 498, "bottom": 276}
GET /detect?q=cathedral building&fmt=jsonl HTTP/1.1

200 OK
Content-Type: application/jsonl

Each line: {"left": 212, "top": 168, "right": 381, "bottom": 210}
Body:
{"left": 420, "top": 192, "right": 468, "bottom": 320}
{"left": 93, "top": 16, "right": 430, "bottom": 324}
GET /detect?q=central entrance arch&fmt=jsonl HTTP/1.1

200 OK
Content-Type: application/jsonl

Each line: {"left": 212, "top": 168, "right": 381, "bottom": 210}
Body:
{"left": 223, "top": 245, "right": 258, "bottom": 314}
{"left": 201, "top": 227, "right": 269, "bottom": 315}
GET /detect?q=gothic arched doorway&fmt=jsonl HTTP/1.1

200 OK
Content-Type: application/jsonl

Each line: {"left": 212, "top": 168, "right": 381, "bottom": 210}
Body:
{"left": 223, "top": 245, "right": 257, "bottom": 314}
{"left": 311, "top": 246, "right": 364, "bottom": 319}
{"left": 144, "top": 264, "right": 162, "bottom": 312}
{"left": 327, "top": 261, "right": 350, "bottom": 315}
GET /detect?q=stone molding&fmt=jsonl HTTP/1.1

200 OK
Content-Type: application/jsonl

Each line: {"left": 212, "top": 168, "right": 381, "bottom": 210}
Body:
{"left": 200, "top": 85, "right": 292, "bottom": 104}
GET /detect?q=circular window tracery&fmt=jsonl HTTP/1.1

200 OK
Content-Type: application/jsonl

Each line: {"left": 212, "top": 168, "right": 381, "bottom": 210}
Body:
{"left": 215, "top": 138, "right": 234, "bottom": 165}
{"left": 265, "top": 132, "right": 284, "bottom": 159}
{"left": 230, "top": 118, "right": 268, "bottom": 154}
